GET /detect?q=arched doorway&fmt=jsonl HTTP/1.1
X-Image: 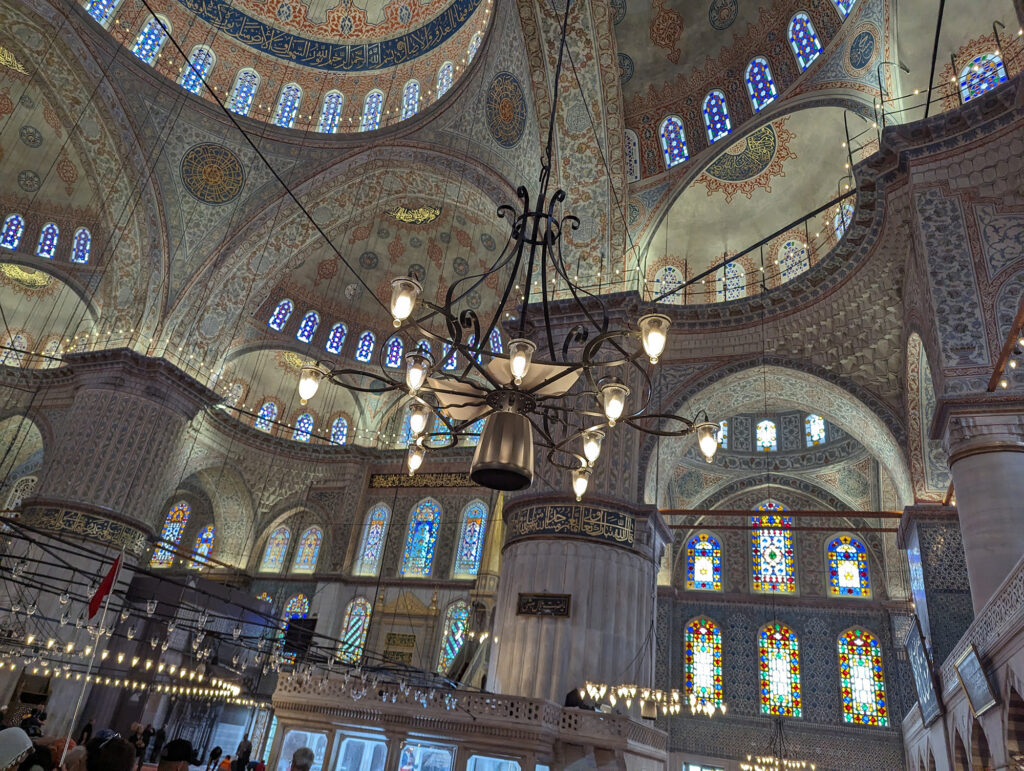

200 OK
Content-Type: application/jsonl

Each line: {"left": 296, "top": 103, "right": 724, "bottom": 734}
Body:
{"left": 971, "top": 719, "right": 994, "bottom": 769}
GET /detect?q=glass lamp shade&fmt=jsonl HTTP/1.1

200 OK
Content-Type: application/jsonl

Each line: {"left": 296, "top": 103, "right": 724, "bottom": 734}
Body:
{"left": 598, "top": 379, "right": 630, "bottom": 426}
{"left": 405, "top": 351, "right": 431, "bottom": 392}
{"left": 298, "top": 365, "right": 324, "bottom": 405}
{"left": 638, "top": 313, "right": 670, "bottom": 364}
{"left": 572, "top": 466, "right": 591, "bottom": 501}
{"left": 407, "top": 443, "right": 426, "bottom": 475}
{"left": 694, "top": 421, "right": 719, "bottom": 463}
{"left": 408, "top": 400, "right": 431, "bottom": 436}
{"left": 390, "top": 277, "right": 422, "bottom": 327}
{"left": 470, "top": 412, "right": 534, "bottom": 490}
{"left": 582, "top": 429, "right": 604, "bottom": 465}
{"left": 508, "top": 338, "right": 537, "bottom": 385}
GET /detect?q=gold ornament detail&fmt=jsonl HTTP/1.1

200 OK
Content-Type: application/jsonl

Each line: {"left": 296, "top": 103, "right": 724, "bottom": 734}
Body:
{"left": 388, "top": 206, "right": 441, "bottom": 224}
{"left": 369, "top": 471, "right": 475, "bottom": 488}
{"left": 1, "top": 264, "right": 52, "bottom": 289}
{"left": 0, "top": 46, "right": 27, "bottom": 74}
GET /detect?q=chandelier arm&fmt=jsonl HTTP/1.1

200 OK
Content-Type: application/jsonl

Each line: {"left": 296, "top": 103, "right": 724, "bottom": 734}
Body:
{"left": 621, "top": 413, "right": 696, "bottom": 436}
{"left": 323, "top": 368, "right": 404, "bottom": 394}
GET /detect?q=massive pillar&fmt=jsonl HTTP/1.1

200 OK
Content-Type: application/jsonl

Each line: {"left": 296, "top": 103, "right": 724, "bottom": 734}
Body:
{"left": 487, "top": 496, "right": 669, "bottom": 703}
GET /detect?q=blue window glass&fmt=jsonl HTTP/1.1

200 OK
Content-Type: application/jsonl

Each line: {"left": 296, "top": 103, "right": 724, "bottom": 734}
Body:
{"left": 355, "top": 331, "right": 375, "bottom": 362}
{"left": 325, "top": 322, "right": 347, "bottom": 353}
{"left": 85, "top": 0, "right": 124, "bottom": 26}
{"left": 330, "top": 416, "right": 348, "bottom": 445}
{"left": 833, "top": 0, "right": 855, "bottom": 17}
{"left": 401, "top": 80, "right": 420, "bottom": 119}
{"left": 339, "top": 598, "right": 372, "bottom": 664}
{"left": 716, "top": 262, "right": 745, "bottom": 301}
{"left": 360, "top": 91, "right": 384, "bottom": 131}
{"left": 437, "top": 601, "right": 470, "bottom": 672}
{"left": 746, "top": 57, "right": 778, "bottom": 112}
{"left": 296, "top": 310, "right": 319, "bottom": 343}
{"left": 273, "top": 83, "right": 302, "bottom": 128}
{"left": 467, "top": 33, "right": 483, "bottom": 63}
{"left": 150, "top": 501, "right": 190, "bottom": 568}
{"left": 283, "top": 594, "right": 309, "bottom": 622}
{"left": 417, "top": 339, "right": 432, "bottom": 357}
{"left": 453, "top": 501, "right": 488, "bottom": 577}
{"left": 180, "top": 46, "right": 214, "bottom": 94}
{"left": 467, "top": 335, "right": 482, "bottom": 364}
{"left": 268, "top": 299, "right": 293, "bottom": 331}
{"left": 805, "top": 414, "right": 826, "bottom": 446}
{"left": 189, "top": 525, "right": 215, "bottom": 569}
{"left": 757, "top": 420, "right": 778, "bottom": 451}
{"left": 292, "top": 527, "right": 321, "bottom": 573}
{"left": 702, "top": 90, "right": 732, "bottom": 144}
{"left": 789, "top": 13, "right": 822, "bottom": 71}
{"left": 399, "top": 498, "right": 441, "bottom": 577}
{"left": 752, "top": 511, "right": 795, "bottom": 593}
{"left": 654, "top": 265, "right": 683, "bottom": 304}
{"left": 624, "top": 129, "right": 641, "bottom": 182}
{"left": 228, "top": 70, "right": 260, "bottom": 116}
{"left": 489, "top": 328, "right": 503, "bottom": 353}
{"left": 779, "top": 240, "right": 809, "bottom": 281}
{"left": 260, "top": 526, "right": 290, "bottom": 572}
{"left": 834, "top": 201, "right": 854, "bottom": 239}
{"left": 318, "top": 91, "right": 344, "bottom": 133}
{"left": 828, "top": 536, "right": 870, "bottom": 597}
{"left": 131, "top": 16, "right": 168, "bottom": 65}
{"left": 718, "top": 420, "right": 728, "bottom": 448}
{"left": 399, "top": 414, "right": 413, "bottom": 446}
{"left": 36, "top": 223, "right": 59, "bottom": 259}
{"left": 437, "top": 62, "right": 454, "bottom": 98}
{"left": 292, "top": 413, "right": 313, "bottom": 442}
{"left": 464, "top": 417, "right": 485, "bottom": 446}
{"left": 71, "top": 228, "right": 91, "bottom": 264}
{"left": 960, "top": 53, "right": 1009, "bottom": 102}
{"left": 0, "top": 215, "right": 24, "bottom": 249}
{"left": 686, "top": 533, "right": 722, "bottom": 591}
{"left": 354, "top": 504, "right": 390, "bottom": 576}
{"left": 385, "top": 336, "right": 404, "bottom": 368}
{"left": 255, "top": 401, "right": 277, "bottom": 432}
{"left": 442, "top": 343, "right": 457, "bottom": 371}
{"left": 660, "top": 115, "right": 688, "bottom": 168}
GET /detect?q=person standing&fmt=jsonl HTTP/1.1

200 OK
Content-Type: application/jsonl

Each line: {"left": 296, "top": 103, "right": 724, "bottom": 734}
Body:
{"left": 76, "top": 719, "right": 93, "bottom": 746}
{"left": 141, "top": 724, "right": 155, "bottom": 756}
{"left": 149, "top": 725, "right": 166, "bottom": 762}
{"left": 233, "top": 735, "right": 251, "bottom": 771}
{"left": 290, "top": 748, "right": 314, "bottom": 771}
{"left": 205, "top": 746, "right": 222, "bottom": 771}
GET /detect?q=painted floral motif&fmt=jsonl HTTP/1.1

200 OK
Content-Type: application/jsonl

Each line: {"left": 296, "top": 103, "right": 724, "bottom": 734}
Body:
{"left": 650, "top": 0, "right": 684, "bottom": 64}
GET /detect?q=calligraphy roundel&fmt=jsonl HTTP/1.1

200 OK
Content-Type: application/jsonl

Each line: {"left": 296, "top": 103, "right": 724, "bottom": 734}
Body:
{"left": 705, "top": 125, "right": 777, "bottom": 182}
{"left": 847, "top": 27, "right": 876, "bottom": 72}
{"left": 486, "top": 72, "right": 527, "bottom": 149}
{"left": 180, "top": 144, "right": 244, "bottom": 204}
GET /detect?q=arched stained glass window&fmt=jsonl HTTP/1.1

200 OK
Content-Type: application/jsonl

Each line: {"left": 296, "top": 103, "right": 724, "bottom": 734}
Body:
{"left": 256, "top": 591, "right": 272, "bottom": 603}
{"left": 702, "top": 91, "right": 732, "bottom": 144}
{"left": 385, "top": 336, "right": 404, "bottom": 368}
{"left": 228, "top": 69, "right": 260, "bottom": 116}
{"left": 360, "top": 91, "right": 384, "bottom": 131}
{"left": 717, "top": 420, "right": 728, "bottom": 449}
{"left": 71, "top": 228, "right": 91, "bottom": 263}
{"left": 400, "top": 498, "right": 441, "bottom": 577}
{"left": 0, "top": 334, "right": 28, "bottom": 367}
{"left": 292, "top": 527, "right": 322, "bottom": 573}
{"left": 330, "top": 416, "right": 348, "bottom": 445}
{"left": 437, "top": 62, "right": 454, "bottom": 98}
{"left": 685, "top": 533, "right": 722, "bottom": 591}
{"left": 464, "top": 417, "right": 485, "bottom": 447}
{"left": 833, "top": 0, "right": 856, "bottom": 16}
{"left": 85, "top": 0, "right": 124, "bottom": 26}
{"left": 0, "top": 215, "right": 24, "bottom": 249}
{"left": 489, "top": 328, "right": 503, "bottom": 354}
{"left": 624, "top": 129, "right": 641, "bottom": 182}
{"left": 283, "top": 594, "right": 309, "bottom": 622}
{"left": 268, "top": 299, "right": 293, "bottom": 330}
{"left": 437, "top": 600, "right": 470, "bottom": 672}
{"left": 746, "top": 57, "right": 778, "bottom": 112}
{"left": 467, "top": 335, "right": 482, "bottom": 364}
{"left": 188, "top": 525, "right": 215, "bottom": 569}
{"left": 339, "top": 598, "right": 372, "bottom": 664}
{"left": 36, "top": 223, "right": 59, "bottom": 259}
{"left": 399, "top": 413, "right": 414, "bottom": 446}
{"left": 150, "top": 501, "right": 190, "bottom": 568}
{"left": 453, "top": 501, "right": 488, "bottom": 577}
{"left": 442, "top": 343, "right": 458, "bottom": 371}
{"left": 425, "top": 414, "right": 452, "bottom": 449}
{"left": 354, "top": 504, "right": 390, "bottom": 576}
{"left": 756, "top": 419, "right": 777, "bottom": 451}
{"left": 325, "top": 322, "right": 347, "bottom": 353}
{"left": 759, "top": 623, "right": 801, "bottom": 716}
{"left": 260, "top": 526, "right": 290, "bottom": 572}
{"left": 779, "top": 240, "right": 809, "bottom": 282}
{"left": 467, "top": 32, "right": 483, "bottom": 63}
{"left": 255, "top": 402, "right": 277, "bottom": 432}
{"left": 296, "top": 311, "right": 319, "bottom": 343}
{"left": 959, "top": 53, "right": 1008, "bottom": 102}
{"left": 685, "top": 617, "right": 723, "bottom": 710}
{"left": 717, "top": 262, "right": 745, "bottom": 301}
{"left": 834, "top": 201, "right": 854, "bottom": 239}
{"left": 838, "top": 628, "right": 887, "bottom": 725}
{"left": 39, "top": 338, "right": 61, "bottom": 366}
{"left": 273, "top": 83, "right": 302, "bottom": 128}
{"left": 789, "top": 13, "right": 822, "bottom": 71}
{"left": 292, "top": 413, "right": 313, "bottom": 442}
{"left": 659, "top": 116, "right": 689, "bottom": 168}
{"left": 223, "top": 382, "right": 245, "bottom": 407}
{"left": 654, "top": 265, "right": 683, "bottom": 304}
{"left": 355, "top": 331, "right": 375, "bottom": 362}
{"left": 805, "top": 414, "right": 826, "bottom": 446}
{"left": 131, "top": 16, "right": 169, "bottom": 65}
{"left": 180, "top": 45, "right": 214, "bottom": 94}
{"left": 752, "top": 511, "right": 795, "bottom": 593}
{"left": 318, "top": 91, "right": 344, "bottom": 133}
{"left": 401, "top": 80, "right": 420, "bottom": 119}
{"left": 828, "top": 535, "right": 870, "bottom": 597}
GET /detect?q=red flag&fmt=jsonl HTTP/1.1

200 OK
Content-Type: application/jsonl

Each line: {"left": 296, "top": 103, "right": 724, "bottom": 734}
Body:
{"left": 88, "top": 555, "right": 122, "bottom": 619}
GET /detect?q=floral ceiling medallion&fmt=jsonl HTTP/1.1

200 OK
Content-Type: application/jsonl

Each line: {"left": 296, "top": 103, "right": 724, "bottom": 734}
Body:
{"left": 696, "top": 118, "right": 797, "bottom": 203}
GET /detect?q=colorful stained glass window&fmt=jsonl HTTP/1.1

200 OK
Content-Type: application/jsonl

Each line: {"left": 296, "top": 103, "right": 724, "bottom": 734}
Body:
{"left": 339, "top": 598, "right": 372, "bottom": 664}
{"left": 325, "top": 322, "right": 347, "bottom": 353}
{"left": 385, "top": 336, "right": 404, "bottom": 368}
{"left": 85, "top": 0, "right": 124, "bottom": 26}
{"left": 756, "top": 420, "right": 777, "bottom": 451}
{"left": 0, "top": 334, "right": 28, "bottom": 367}
{"left": 268, "top": 299, "right": 293, "bottom": 331}
{"left": 354, "top": 504, "right": 390, "bottom": 576}
{"left": 437, "top": 62, "right": 454, "bottom": 98}
{"left": 260, "top": 526, "right": 290, "bottom": 572}
{"left": 401, "top": 80, "right": 420, "bottom": 119}
{"left": 354, "top": 331, "right": 375, "bottom": 362}
{"left": 150, "top": 501, "right": 190, "bottom": 568}
{"left": 273, "top": 83, "right": 302, "bottom": 128}
{"left": 685, "top": 533, "right": 722, "bottom": 591}
{"left": 425, "top": 414, "right": 452, "bottom": 449}
{"left": 36, "top": 223, "right": 59, "bottom": 259}
{"left": 467, "top": 32, "right": 483, "bottom": 63}
{"left": 255, "top": 402, "right": 277, "bottom": 432}
{"left": 417, "top": 339, "right": 432, "bottom": 357}
{"left": 437, "top": 600, "right": 470, "bottom": 672}
{"left": 399, "top": 413, "right": 414, "bottom": 446}
{"left": 752, "top": 512, "right": 795, "bottom": 593}
{"left": 717, "top": 420, "right": 728, "bottom": 449}
{"left": 654, "top": 265, "right": 683, "bottom": 304}
{"left": 624, "top": 129, "right": 641, "bottom": 182}
{"left": 833, "top": 0, "right": 856, "bottom": 17}
{"left": 180, "top": 45, "right": 214, "bottom": 94}
{"left": 330, "top": 416, "right": 348, "bottom": 445}
{"left": 467, "top": 335, "right": 482, "bottom": 364}
{"left": 828, "top": 535, "right": 870, "bottom": 597}
{"left": 834, "top": 201, "right": 854, "bottom": 239}
{"left": 292, "top": 527, "right": 322, "bottom": 573}
{"left": 256, "top": 591, "right": 272, "bottom": 603}
{"left": 959, "top": 53, "right": 1008, "bottom": 103}
{"left": 360, "top": 91, "right": 384, "bottom": 131}
{"left": 283, "top": 594, "right": 309, "bottom": 624}
{"left": 660, "top": 115, "right": 689, "bottom": 168}
{"left": 685, "top": 617, "right": 723, "bottom": 710}
{"left": 292, "top": 413, "right": 313, "bottom": 442}
{"left": 442, "top": 343, "right": 458, "bottom": 371}
{"left": 702, "top": 91, "right": 732, "bottom": 144}
{"left": 759, "top": 623, "right": 801, "bottom": 716}
{"left": 295, "top": 311, "right": 319, "bottom": 343}
{"left": 838, "top": 628, "right": 887, "bottom": 725}
{"left": 188, "top": 525, "right": 215, "bottom": 569}
{"left": 779, "top": 240, "right": 809, "bottom": 281}
{"left": 318, "top": 91, "right": 344, "bottom": 133}
{"left": 489, "top": 328, "right": 503, "bottom": 354}
{"left": 453, "top": 501, "right": 488, "bottom": 577}
{"left": 0, "top": 215, "right": 24, "bottom": 249}
{"left": 71, "top": 228, "right": 91, "bottom": 263}
{"left": 400, "top": 499, "right": 441, "bottom": 577}
{"left": 746, "top": 57, "right": 778, "bottom": 112}
{"left": 717, "top": 262, "right": 745, "bottom": 301}
{"left": 464, "top": 417, "right": 485, "bottom": 447}
{"left": 131, "top": 16, "right": 168, "bottom": 65}
{"left": 228, "top": 69, "right": 260, "bottom": 116}
{"left": 789, "top": 13, "right": 822, "bottom": 71}
{"left": 805, "top": 414, "right": 826, "bottom": 446}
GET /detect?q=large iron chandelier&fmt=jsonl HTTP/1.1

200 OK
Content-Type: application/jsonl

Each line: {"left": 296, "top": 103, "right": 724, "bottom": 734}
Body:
{"left": 297, "top": 0, "right": 718, "bottom": 494}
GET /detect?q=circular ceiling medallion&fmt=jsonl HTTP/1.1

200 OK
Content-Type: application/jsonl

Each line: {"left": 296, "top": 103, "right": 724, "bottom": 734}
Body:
{"left": 705, "top": 125, "right": 777, "bottom": 182}
{"left": 847, "top": 26, "right": 877, "bottom": 73}
{"left": 618, "top": 53, "right": 634, "bottom": 85}
{"left": 180, "top": 144, "right": 244, "bottom": 204}
{"left": 708, "top": 0, "right": 737, "bottom": 30}
{"left": 17, "top": 170, "right": 40, "bottom": 192}
{"left": 486, "top": 72, "right": 527, "bottom": 149}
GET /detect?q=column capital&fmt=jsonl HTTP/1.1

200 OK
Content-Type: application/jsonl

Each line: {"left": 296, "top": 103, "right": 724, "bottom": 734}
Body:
{"left": 932, "top": 396, "right": 1024, "bottom": 464}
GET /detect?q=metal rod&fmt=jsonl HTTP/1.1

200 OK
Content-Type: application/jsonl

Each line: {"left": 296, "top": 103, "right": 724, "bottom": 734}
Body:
{"left": 665, "top": 523, "right": 899, "bottom": 533}
{"left": 660, "top": 508, "right": 903, "bottom": 518}
{"left": 925, "top": 0, "right": 946, "bottom": 118}
{"left": 952, "top": 53, "right": 963, "bottom": 105}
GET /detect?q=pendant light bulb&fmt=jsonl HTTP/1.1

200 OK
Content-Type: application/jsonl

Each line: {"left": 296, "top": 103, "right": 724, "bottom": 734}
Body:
{"left": 405, "top": 351, "right": 431, "bottom": 393}
{"left": 582, "top": 429, "right": 605, "bottom": 466}
{"left": 638, "top": 313, "right": 670, "bottom": 364}
{"left": 408, "top": 400, "right": 431, "bottom": 437}
{"left": 694, "top": 421, "right": 719, "bottom": 463}
{"left": 407, "top": 442, "right": 425, "bottom": 475}
{"left": 298, "top": 365, "right": 324, "bottom": 405}
{"left": 572, "top": 466, "right": 591, "bottom": 501}
{"left": 390, "top": 276, "right": 422, "bottom": 328}
{"left": 508, "top": 338, "right": 536, "bottom": 385}
{"left": 598, "top": 378, "right": 630, "bottom": 426}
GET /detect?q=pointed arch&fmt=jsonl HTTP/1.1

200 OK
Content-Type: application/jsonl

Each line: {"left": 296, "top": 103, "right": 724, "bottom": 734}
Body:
{"left": 837, "top": 627, "right": 887, "bottom": 725}
{"left": 467, "top": 32, "right": 483, "bottom": 63}
{"left": 685, "top": 532, "right": 722, "bottom": 591}
{"left": 653, "top": 265, "right": 683, "bottom": 304}
{"left": 292, "top": 413, "right": 313, "bottom": 442}
{"left": 188, "top": 525, "right": 215, "bottom": 569}
{"left": 85, "top": 0, "right": 124, "bottom": 26}
{"left": 339, "top": 598, "right": 372, "bottom": 664}
{"left": 0, "top": 333, "right": 29, "bottom": 367}
{"left": 0, "top": 214, "right": 24, "bottom": 249}
{"left": 384, "top": 336, "right": 404, "bottom": 368}
{"left": 131, "top": 15, "right": 169, "bottom": 65}
{"left": 325, "top": 321, "right": 348, "bottom": 353}
{"left": 702, "top": 90, "right": 732, "bottom": 144}
{"left": 400, "top": 498, "right": 441, "bottom": 577}
{"left": 453, "top": 500, "right": 488, "bottom": 578}
{"left": 685, "top": 617, "right": 723, "bottom": 710}
{"left": 789, "top": 13, "right": 822, "bottom": 71}
{"left": 959, "top": 53, "right": 1008, "bottom": 102}
{"left": 746, "top": 57, "right": 778, "bottom": 112}
{"left": 488, "top": 328, "right": 503, "bottom": 354}
{"left": 833, "top": 0, "right": 856, "bottom": 17}
{"left": 437, "top": 600, "right": 470, "bottom": 672}
{"left": 151, "top": 501, "right": 191, "bottom": 568}
{"left": 292, "top": 526, "right": 322, "bottom": 573}
{"left": 4, "top": 476, "right": 36, "bottom": 510}
{"left": 827, "top": 534, "right": 870, "bottom": 596}
{"left": 759, "top": 622, "right": 801, "bottom": 716}
{"left": 778, "top": 239, "right": 808, "bottom": 281}
{"left": 659, "top": 115, "right": 688, "bottom": 168}
{"left": 716, "top": 261, "right": 745, "bottom": 301}
{"left": 268, "top": 299, "right": 293, "bottom": 330}
{"left": 283, "top": 593, "right": 309, "bottom": 621}
{"left": 254, "top": 401, "right": 278, "bottom": 432}
{"left": 970, "top": 720, "right": 994, "bottom": 769}
{"left": 624, "top": 129, "right": 641, "bottom": 182}
{"left": 260, "top": 526, "right": 290, "bottom": 572}
{"left": 71, "top": 228, "right": 92, "bottom": 263}
{"left": 752, "top": 510, "right": 795, "bottom": 593}
{"left": 355, "top": 331, "right": 376, "bottom": 362}
{"left": 180, "top": 45, "right": 215, "bottom": 94}
{"left": 318, "top": 91, "right": 344, "bottom": 133}
{"left": 1005, "top": 685, "right": 1024, "bottom": 762}
{"left": 437, "top": 62, "right": 454, "bottom": 98}
{"left": 296, "top": 310, "right": 320, "bottom": 343}
{"left": 360, "top": 91, "right": 384, "bottom": 131}
{"left": 330, "top": 416, "right": 349, "bottom": 446}
{"left": 401, "top": 80, "right": 420, "bottom": 119}
{"left": 228, "top": 69, "right": 261, "bottom": 116}
{"left": 353, "top": 503, "right": 390, "bottom": 576}
{"left": 35, "top": 223, "right": 59, "bottom": 259}
{"left": 273, "top": 83, "right": 303, "bottom": 128}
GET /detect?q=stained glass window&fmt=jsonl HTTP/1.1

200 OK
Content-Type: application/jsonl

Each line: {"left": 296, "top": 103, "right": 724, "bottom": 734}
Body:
{"left": 256, "top": 591, "right": 272, "bottom": 603}
{"left": 0, "top": 334, "right": 28, "bottom": 367}
{"left": 131, "top": 16, "right": 168, "bottom": 65}
{"left": 717, "top": 262, "right": 745, "bottom": 301}
{"left": 467, "top": 32, "right": 483, "bottom": 63}
{"left": 260, "top": 526, "right": 290, "bottom": 572}
{"left": 752, "top": 512, "right": 795, "bottom": 593}
{"left": 453, "top": 501, "right": 488, "bottom": 577}
{"left": 828, "top": 535, "right": 870, "bottom": 597}
{"left": 355, "top": 331, "right": 375, "bottom": 362}
{"left": 223, "top": 382, "right": 244, "bottom": 407}
{"left": 685, "top": 533, "right": 722, "bottom": 591}
{"left": 85, "top": 0, "right": 124, "bottom": 26}
{"left": 40, "top": 338, "right": 61, "bottom": 366}
{"left": 685, "top": 617, "right": 723, "bottom": 710}
{"left": 71, "top": 228, "right": 91, "bottom": 263}
{"left": 437, "top": 600, "right": 470, "bottom": 672}
{"left": 467, "top": 335, "right": 482, "bottom": 364}
{"left": 624, "top": 129, "right": 641, "bottom": 182}
{"left": 292, "top": 527, "right": 322, "bottom": 573}
{"left": 188, "top": 525, "right": 215, "bottom": 569}
{"left": 489, "top": 328, "right": 503, "bottom": 354}
{"left": 756, "top": 420, "right": 777, "bottom": 451}
{"left": 717, "top": 420, "right": 728, "bottom": 449}
{"left": 255, "top": 402, "right": 278, "bottom": 432}
{"left": 702, "top": 91, "right": 732, "bottom": 144}
{"left": 292, "top": 413, "right": 313, "bottom": 442}
{"left": 400, "top": 498, "right": 441, "bottom": 577}
{"left": 330, "top": 416, "right": 348, "bottom": 445}
{"left": 360, "top": 91, "right": 384, "bottom": 131}
{"left": 283, "top": 594, "right": 309, "bottom": 623}
{"left": 318, "top": 91, "right": 344, "bottom": 133}
{"left": 442, "top": 343, "right": 458, "bottom": 371}
{"left": 150, "top": 501, "right": 190, "bottom": 568}
{"left": 838, "top": 628, "right": 887, "bottom": 725}
{"left": 834, "top": 201, "right": 854, "bottom": 239}
{"left": 660, "top": 115, "right": 689, "bottom": 168}
{"left": 325, "top": 322, "right": 347, "bottom": 354}
{"left": 273, "top": 84, "right": 302, "bottom": 128}
{"left": 180, "top": 46, "right": 214, "bottom": 94}
{"left": 833, "top": 0, "right": 856, "bottom": 17}
{"left": 654, "top": 265, "right": 683, "bottom": 304}
{"left": 268, "top": 299, "right": 293, "bottom": 330}
{"left": 0, "top": 215, "right": 24, "bottom": 249}
{"left": 789, "top": 13, "right": 822, "bottom": 71}
{"left": 805, "top": 414, "right": 826, "bottom": 446}
{"left": 339, "top": 598, "right": 372, "bottom": 664}
{"left": 959, "top": 53, "right": 1008, "bottom": 103}
{"left": 385, "top": 336, "right": 404, "bottom": 368}
{"left": 228, "top": 69, "right": 260, "bottom": 116}
{"left": 354, "top": 504, "right": 390, "bottom": 576}
{"left": 295, "top": 311, "right": 319, "bottom": 343}
{"left": 36, "top": 223, "right": 59, "bottom": 259}
{"left": 401, "top": 80, "right": 420, "bottom": 119}
{"left": 399, "top": 414, "right": 414, "bottom": 446}
{"left": 778, "top": 240, "right": 809, "bottom": 281}
{"left": 417, "top": 339, "right": 432, "bottom": 357}
{"left": 759, "top": 623, "right": 801, "bottom": 716}
{"left": 464, "top": 417, "right": 485, "bottom": 447}
{"left": 746, "top": 57, "right": 778, "bottom": 112}
{"left": 435, "top": 63, "right": 456, "bottom": 100}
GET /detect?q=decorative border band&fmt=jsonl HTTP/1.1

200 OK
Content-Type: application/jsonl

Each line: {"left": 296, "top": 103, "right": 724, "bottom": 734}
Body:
{"left": 19, "top": 506, "right": 148, "bottom": 556}
{"left": 505, "top": 503, "right": 635, "bottom": 547}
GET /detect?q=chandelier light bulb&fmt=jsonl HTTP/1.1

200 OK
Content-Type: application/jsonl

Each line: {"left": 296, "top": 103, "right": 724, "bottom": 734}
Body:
{"left": 638, "top": 313, "right": 670, "bottom": 364}
{"left": 408, "top": 400, "right": 431, "bottom": 436}
{"left": 572, "top": 466, "right": 591, "bottom": 501}
{"left": 407, "top": 443, "right": 426, "bottom": 476}
{"left": 405, "top": 351, "right": 431, "bottom": 393}
{"left": 694, "top": 421, "right": 720, "bottom": 463}
{"left": 390, "top": 276, "right": 422, "bottom": 327}
{"left": 599, "top": 379, "right": 630, "bottom": 426}
{"left": 298, "top": 365, "right": 324, "bottom": 405}
{"left": 508, "top": 339, "right": 536, "bottom": 385}
{"left": 582, "top": 429, "right": 605, "bottom": 465}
